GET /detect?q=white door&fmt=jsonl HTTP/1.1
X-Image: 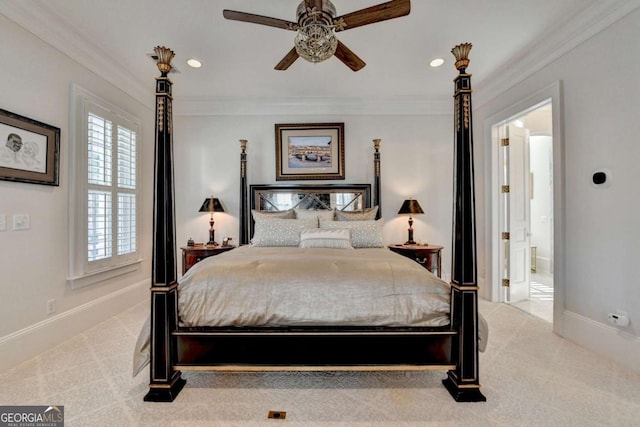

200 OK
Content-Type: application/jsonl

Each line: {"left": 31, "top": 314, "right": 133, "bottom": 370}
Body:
{"left": 502, "top": 124, "right": 531, "bottom": 303}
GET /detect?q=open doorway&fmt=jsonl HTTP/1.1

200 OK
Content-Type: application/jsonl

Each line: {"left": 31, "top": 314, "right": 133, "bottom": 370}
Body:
{"left": 487, "top": 82, "right": 564, "bottom": 332}
{"left": 498, "top": 103, "right": 554, "bottom": 322}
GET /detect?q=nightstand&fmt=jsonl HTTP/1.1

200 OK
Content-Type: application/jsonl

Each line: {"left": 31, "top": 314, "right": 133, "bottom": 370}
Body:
{"left": 180, "top": 245, "right": 235, "bottom": 274}
{"left": 388, "top": 244, "right": 444, "bottom": 278}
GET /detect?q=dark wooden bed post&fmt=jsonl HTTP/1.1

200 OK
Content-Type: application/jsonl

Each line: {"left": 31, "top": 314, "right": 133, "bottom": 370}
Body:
{"left": 144, "top": 46, "right": 186, "bottom": 402}
{"left": 239, "top": 140, "right": 249, "bottom": 245}
{"left": 442, "top": 43, "right": 487, "bottom": 402}
{"left": 373, "top": 139, "right": 382, "bottom": 219}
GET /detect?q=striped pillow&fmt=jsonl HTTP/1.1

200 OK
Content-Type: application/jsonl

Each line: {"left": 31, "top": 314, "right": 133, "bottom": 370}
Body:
{"left": 299, "top": 228, "right": 353, "bottom": 249}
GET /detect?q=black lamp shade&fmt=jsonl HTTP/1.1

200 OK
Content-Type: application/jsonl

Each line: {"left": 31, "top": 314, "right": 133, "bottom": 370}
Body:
{"left": 397, "top": 199, "right": 424, "bottom": 215}
{"left": 199, "top": 197, "right": 225, "bottom": 213}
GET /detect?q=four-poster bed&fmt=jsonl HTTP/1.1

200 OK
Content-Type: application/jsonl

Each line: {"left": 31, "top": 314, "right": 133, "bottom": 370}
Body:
{"left": 143, "top": 43, "right": 485, "bottom": 403}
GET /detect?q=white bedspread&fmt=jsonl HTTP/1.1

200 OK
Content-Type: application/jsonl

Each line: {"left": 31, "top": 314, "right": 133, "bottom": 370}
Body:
{"left": 177, "top": 246, "right": 451, "bottom": 328}
{"left": 132, "top": 247, "right": 492, "bottom": 376}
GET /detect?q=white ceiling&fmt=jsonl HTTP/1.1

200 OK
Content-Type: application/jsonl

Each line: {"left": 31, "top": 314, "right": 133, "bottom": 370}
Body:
{"left": 3, "top": 0, "right": 635, "bottom": 114}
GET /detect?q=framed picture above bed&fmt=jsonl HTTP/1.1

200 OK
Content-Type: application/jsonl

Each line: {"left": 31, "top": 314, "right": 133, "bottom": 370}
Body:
{"left": 275, "top": 122, "right": 345, "bottom": 181}
{"left": 0, "top": 109, "right": 60, "bottom": 186}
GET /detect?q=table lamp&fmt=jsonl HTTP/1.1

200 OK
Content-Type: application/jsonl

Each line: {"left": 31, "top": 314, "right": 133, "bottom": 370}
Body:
{"left": 397, "top": 198, "right": 424, "bottom": 245}
{"left": 199, "top": 196, "right": 225, "bottom": 246}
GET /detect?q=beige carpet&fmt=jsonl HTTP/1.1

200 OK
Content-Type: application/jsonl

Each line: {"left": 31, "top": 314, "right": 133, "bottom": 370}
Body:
{"left": 0, "top": 299, "right": 638, "bottom": 426}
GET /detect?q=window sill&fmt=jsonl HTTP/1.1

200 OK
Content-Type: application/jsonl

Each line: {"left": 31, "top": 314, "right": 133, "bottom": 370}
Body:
{"left": 67, "top": 259, "right": 143, "bottom": 290}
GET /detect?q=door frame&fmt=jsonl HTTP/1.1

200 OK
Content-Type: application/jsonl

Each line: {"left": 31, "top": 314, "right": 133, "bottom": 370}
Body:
{"left": 484, "top": 81, "right": 565, "bottom": 335}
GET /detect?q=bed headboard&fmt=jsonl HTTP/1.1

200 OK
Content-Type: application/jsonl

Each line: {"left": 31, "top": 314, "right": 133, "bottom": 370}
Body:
{"left": 239, "top": 140, "right": 382, "bottom": 245}
{"left": 247, "top": 184, "right": 372, "bottom": 241}
{"left": 251, "top": 184, "right": 371, "bottom": 212}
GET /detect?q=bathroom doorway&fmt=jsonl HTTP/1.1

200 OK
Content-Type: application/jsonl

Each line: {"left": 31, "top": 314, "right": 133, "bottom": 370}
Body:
{"left": 491, "top": 100, "right": 556, "bottom": 323}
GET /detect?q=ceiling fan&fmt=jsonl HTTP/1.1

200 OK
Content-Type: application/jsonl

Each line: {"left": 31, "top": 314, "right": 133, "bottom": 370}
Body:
{"left": 223, "top": 0, "right": 411, "bottom": 71}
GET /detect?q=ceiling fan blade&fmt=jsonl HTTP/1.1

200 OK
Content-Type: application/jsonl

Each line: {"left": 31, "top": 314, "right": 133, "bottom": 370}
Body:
{"left": 275, "top": 47, "right": 300, "bottom": 70}
{"left": 334, "top": 41, "right": 366, "bottom": 71}
{"left": 334, "top": 0, "right": 410, "bottom": 32}
{"left": 223, "top": 10, "right": 297, "bottom": 31}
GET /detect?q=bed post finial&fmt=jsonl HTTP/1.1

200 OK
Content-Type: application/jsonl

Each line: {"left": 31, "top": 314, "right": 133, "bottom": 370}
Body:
{"left": 239, "top": 140, "right": 249, "bottom": 245}
{"left": 154, "top": 46, "right": 175, "bottom": 76}
{"left": 373, "top": 139, "right": 382, "bottom": 220}
{"left": 451, "top": 43, "right": 472, "bottom": 72}
{"left": 443, "top": 43, "right": 486, "bottom": 403}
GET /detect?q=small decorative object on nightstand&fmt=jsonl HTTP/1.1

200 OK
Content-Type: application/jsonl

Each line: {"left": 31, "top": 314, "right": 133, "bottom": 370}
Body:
{"left": 181, "top": 244, "right": 234, "bottom": 274}
{"left": 388, "top": 244, "right": 444, "bottom": 278}
{"left": 397, "top": 198, "right": 424, "bottom": 245}
{"left": 199, "top": 196, "right": 225, "bottom": 246}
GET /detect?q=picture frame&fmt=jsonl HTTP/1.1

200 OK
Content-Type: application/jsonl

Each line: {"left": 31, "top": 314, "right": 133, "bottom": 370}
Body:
{"left": 0, "top": 109, "right": 60, "bottom": 186}
{"left": 275, "top": 122, "right": 345, "bottom": 181}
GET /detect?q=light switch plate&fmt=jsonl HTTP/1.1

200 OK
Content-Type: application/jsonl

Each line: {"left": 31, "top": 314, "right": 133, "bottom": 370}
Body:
{"left": 13, "top": 214, "right": 30, "bottom": 230}
{"left": 0, "top": 214, "right": 6, "bottom": 231}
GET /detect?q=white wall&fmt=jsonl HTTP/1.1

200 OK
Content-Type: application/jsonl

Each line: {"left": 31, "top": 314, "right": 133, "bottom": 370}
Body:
{"left": 475, "top": 8, "right": 640, "bottom": 369}
{"left": 173, "top": 114, "right": 455, "bottom": 280}
{"left": 0, "top": 15, "right": 154, "bottom": 371}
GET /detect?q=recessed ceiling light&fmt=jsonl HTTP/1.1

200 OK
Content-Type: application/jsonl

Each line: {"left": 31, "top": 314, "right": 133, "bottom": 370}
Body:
{"left": 186, "top": 58, "right": 202, "bottom": 68}
{"left": 429, "top": 58, "right": 445, "bottom": 68}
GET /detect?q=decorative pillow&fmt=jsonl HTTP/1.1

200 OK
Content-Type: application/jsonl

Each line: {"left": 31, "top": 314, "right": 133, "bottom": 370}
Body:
{"left": 251, "top": 218, "right": 317, "bottom": 247}
{"left": 251, "top": 209, "right": 295, "bottom": 220}
{"left": 294, "top": 208, "right": 335, "bottom": 224}
{"left": 299, "top": 228, "right": 353, "bottom": 249}
{"left": 320, "top": 219, "right": 384, "bottom": 248}
{"left": 335, "top": 206, "right": 379, "bottom": 221}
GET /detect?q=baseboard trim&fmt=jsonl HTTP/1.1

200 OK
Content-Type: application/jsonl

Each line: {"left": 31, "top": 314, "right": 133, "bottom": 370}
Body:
{"left": 0, "top": 280, "right": 148, "bottom": 373}
{"left": 563, "top": 310, "right": 640, "bottom": 373}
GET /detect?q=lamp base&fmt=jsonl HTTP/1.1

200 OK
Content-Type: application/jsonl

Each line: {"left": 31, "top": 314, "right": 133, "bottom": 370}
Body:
{"left": 406, "top": 226, "right": 416, "bottom": 246}
{"left": 207, "top": 228, "right": 216, "bottom": 247}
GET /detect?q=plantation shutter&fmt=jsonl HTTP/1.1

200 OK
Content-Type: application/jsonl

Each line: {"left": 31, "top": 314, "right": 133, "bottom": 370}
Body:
{"left": 86, "top": 112, "right": 137, "bottom": 265}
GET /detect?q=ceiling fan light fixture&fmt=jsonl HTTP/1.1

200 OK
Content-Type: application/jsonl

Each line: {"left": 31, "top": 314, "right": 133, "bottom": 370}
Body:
{"left": 294, "top": 23, "right": 338, "bottom": 63}
{"left": 223, "top": 0, "right": 411, "bottom": 71}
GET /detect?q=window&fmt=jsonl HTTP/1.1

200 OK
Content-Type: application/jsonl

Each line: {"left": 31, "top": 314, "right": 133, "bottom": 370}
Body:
{"left": 69, "top": 85, "right": 142, "bottom": 288}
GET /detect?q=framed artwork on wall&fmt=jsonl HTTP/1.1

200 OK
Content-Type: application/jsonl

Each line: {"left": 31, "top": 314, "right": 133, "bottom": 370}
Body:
{"left": 275, "top": 122, "right": 345, "bottom": 181}
{"left": 0, "top": 109, "right": 60, "bottom": 186}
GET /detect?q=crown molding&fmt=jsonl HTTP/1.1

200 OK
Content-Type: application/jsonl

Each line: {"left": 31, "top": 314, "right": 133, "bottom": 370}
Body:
{"left": 474, "top": 0, "right": 640, "bottom": 107}
{"left": 0, "top": 0, "right": 153, "bottom": 108}
{"left": 174, "top": 96, "right": 451, "bottom": 116}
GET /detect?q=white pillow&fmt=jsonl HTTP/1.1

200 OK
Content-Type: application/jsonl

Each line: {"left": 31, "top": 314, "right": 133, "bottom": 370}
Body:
{"left": 335, "top": 206, "right": 379, "bottom": 221}
{"left": 294, "top": 208, "right": 335, "bottom": 225}
{"left": 251, "top": 209, "right": 295, "bottom": 220}
{"left": 320, "top": 219, "right": 384, "bottom": 248}
{"left": 252, "top": 218, "right": 317, "bottom": 247}
{"left": 299, "top": 228, "right": 353, "bottom": 249}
